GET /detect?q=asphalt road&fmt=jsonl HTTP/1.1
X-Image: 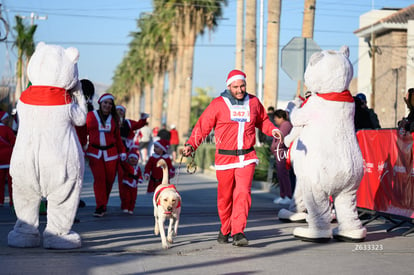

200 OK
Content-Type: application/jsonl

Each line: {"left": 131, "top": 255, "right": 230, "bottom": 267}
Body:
{"left": 0, "top": 165, "right": 413, "bottom": 275}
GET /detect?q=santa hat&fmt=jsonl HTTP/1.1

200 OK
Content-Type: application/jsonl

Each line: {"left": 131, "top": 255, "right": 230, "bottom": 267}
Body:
{"left": 226, "top": 69, "right": 246, "bottom": 87}
{"left": 116, "top": 105, "right": 126, "bottom": 112}
{"left": 0, "top": 111, "right": 9, "bottom": 121}
{"left": 128, "top": 152, "right": 140, "bottom": 161}
{"left": 154, "top": 139, "right": 170, "bottom": 153}
{"left": 98, "top": 93, "right": 115, "bottom": 104}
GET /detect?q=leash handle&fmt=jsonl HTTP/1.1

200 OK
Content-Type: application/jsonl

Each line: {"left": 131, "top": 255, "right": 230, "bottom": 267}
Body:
{"left": 186, "top": 151, "right": 197, "bottom": 174}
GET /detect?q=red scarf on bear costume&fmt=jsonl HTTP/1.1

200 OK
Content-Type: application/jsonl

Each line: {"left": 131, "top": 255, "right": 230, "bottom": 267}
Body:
{"left": 316, "top": 90, "right": 354, "bottom": 102}
{"left": 20, "top": 86, "right": 72, "bottom": 106}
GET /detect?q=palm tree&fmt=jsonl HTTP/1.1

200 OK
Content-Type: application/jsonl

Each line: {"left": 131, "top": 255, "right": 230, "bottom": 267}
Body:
{"left": 245, "top": 0, "right": 257, "bottom": 95}
{"left": 13, "top": 16, "right": 37, "bottom": 106}
{"left": 263, "top": 0, "right": 281, "bottom": 109}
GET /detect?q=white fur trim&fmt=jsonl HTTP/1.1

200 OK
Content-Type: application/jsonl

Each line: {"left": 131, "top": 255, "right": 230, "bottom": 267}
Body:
{"left": 98, "top": 94, "right": 114, "bottom": 103}
{"left": 226, "top": 74, "right": 246, "bottom": 86}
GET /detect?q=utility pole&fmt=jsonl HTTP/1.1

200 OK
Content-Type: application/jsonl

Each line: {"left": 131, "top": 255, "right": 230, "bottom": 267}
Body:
{"left": 235, "top": 0, "right": 244, "bottom": 70}
{"left": 299, "top": 0, "right": 316, "bottom": 96}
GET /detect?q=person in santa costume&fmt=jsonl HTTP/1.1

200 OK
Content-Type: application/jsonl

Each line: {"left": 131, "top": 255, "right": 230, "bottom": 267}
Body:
{"left": 8, "top": 42, "right": 87, "bottom": 249}
{"left": 115, "top": 105, "right": 148, "bottom": 212}
{"left": 183, "top": 69, "right": 282, "bottom": 247}
{"left": 144, "top": 139, "right": 175, "bottom": 193}
{"left": 0, "top": 111, "right": 15, "bottom": 207}
{"left": 85, "top": 93, "right": 126, "bottom": 217}
{"left": 119, "top": 151, "right": 143, "bottom": 214}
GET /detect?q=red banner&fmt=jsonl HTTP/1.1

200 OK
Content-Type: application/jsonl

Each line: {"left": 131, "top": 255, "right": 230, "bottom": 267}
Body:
{"left": 356, "top": 129, "right": 414, "bottom": 218}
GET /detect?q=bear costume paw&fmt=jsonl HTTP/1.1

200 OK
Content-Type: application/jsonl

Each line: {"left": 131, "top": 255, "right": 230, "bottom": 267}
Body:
{"left": 8, "top": 230, "right": 41, "bottom": 248}
{"left": 293, "top": 227, "right": 332, "bottom": 243}
{"left": 43, "top": 230, "right": 81, "bottom": 249}
{"left": 332, "top": 227, "right": 366, "bottom": 243}
{"left": 278, "top": 209, "right": 307, "bottom": 223}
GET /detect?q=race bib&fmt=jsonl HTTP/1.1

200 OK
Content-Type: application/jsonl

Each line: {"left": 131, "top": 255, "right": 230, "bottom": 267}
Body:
{"left": 229, "top": 104, "right": 250, "bottom": 122}
{"left": 99, "top": 121, "right": 111, "bottom": 132}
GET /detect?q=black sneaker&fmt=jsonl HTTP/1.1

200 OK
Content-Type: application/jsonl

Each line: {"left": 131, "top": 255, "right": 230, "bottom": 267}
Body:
{"left": 232, "top": 233, "right": 249, "bottom": 247}
{"left": 93, "top": 207, "right": 105, "bottom": 217}
{"left": 217, "top": 231, "right": 230, "bottom": 244}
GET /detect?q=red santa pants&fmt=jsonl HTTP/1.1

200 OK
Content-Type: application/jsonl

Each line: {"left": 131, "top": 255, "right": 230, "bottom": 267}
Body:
{"left": 0, "top": 169, "right": 12, "bottom": 206}
{"left": 123, "top": 184, "right": 138, "bottom": 212}
{"left": 88, "top": 156, "right": 118, "bottom": 211}
{"left": 216, "top": 163, "right": 255, "bottom": 236}
{"left": 117, "top": 165, "right": 127, "bottom": 210}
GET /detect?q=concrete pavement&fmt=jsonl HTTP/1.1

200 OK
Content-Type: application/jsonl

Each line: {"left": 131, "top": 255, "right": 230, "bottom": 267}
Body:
{"left": 0, "top": 165, "right": 413, "bottom": 275}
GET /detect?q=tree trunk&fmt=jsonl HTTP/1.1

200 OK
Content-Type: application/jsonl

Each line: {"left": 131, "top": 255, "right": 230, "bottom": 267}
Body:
{"left": 302, "top": 0, "right": 316, "bottom": 38}
{"left": 263, "top": 0, "right": 281, "bottom": 109}
{"left": 144, "top": 82, "right": 152, "bottom": 125}
{"left": 151, "top": 69, "right": 165, "bottom": 128}
{"left": 245, "top": 0, "right": 257, "bottom": 95}
{"left": 235, "top": 0, "right": 244, "bottom": 70}
{"left": 166, "top": 57, "right": 177, "bottom": 128}
{"left": 178, "top": 6, "right": 196, "bottom": 143}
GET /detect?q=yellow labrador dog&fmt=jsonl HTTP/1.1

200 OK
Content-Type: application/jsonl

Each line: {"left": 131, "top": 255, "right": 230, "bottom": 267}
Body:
{"left": 153, "top": 159, "right": 181, "bottom": 249}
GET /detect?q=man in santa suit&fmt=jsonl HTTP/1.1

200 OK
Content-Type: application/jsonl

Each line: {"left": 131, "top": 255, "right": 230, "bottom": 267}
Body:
{"left": 183, "top": 69, "right": 282, "bottom": 246}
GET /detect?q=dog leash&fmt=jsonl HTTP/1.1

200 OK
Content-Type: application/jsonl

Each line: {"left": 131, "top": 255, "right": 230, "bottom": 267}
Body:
{"left": 175, "top": 152, "right": 197, "bottom": 185}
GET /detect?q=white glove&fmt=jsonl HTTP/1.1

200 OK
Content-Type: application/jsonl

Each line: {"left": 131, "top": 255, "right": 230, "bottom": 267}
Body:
{"left": 120, "top": 153, "right": 127, "bottom": 161}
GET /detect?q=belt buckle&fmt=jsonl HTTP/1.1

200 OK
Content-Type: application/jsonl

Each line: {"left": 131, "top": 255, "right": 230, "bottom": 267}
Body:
{"left": 236, "top": 149, "right": 243, "bottom": 156}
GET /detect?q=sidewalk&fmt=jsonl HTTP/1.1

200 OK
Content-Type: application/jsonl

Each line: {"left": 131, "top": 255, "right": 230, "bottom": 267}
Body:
{"left": 0, "top": 167, "right": 413, "bottom": 275}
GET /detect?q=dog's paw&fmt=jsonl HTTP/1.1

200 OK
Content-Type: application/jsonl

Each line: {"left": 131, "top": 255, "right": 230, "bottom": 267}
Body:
{"left": 167, "top": 236, "right": 173, "bottom": 243}
{"left": 162, "top": 243, "right": 170, "bottom": 249}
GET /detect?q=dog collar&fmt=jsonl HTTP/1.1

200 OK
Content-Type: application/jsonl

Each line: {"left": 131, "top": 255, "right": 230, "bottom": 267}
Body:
{"left": 154, "top": 185, "right": 181, "bottom": 208}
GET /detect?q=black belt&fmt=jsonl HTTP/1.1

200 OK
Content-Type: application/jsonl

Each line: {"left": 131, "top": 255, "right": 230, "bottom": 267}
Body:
{"left": 91, "top": 144, "right": 114, "bottom": 150}
{"left": 218, "top": 147, "right": 254, "bottom": 156}
{"left": 150, "top": 176, "right": 163, "bottom": 183}
{"left": 128, "top": 174, "right": 140, "bottom": 180}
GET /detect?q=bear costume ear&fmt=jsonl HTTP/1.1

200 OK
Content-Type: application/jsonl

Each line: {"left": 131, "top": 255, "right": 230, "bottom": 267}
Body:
{"left": 340, "top": 45, "right": 349, "bottom": 58}
{"left": 65, "top": 47, "right": 80, "bottom": 64}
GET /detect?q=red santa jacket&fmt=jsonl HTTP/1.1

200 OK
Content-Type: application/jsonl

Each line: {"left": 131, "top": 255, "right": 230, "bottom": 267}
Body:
{"left": 170, "top": 128, "right": 179, "bottom": 146}
{"left": 144, "top": 154, "right": 176, "bottom": 181}
{"left": 0, "top": 123, "right": 16, "bottom": 168}
{"left": 120, "top": 118, "right": 147, "bottom": 150}
{"left": 120, "top": 160, "right": 143, "bottom": 188}
{"left": 186, "top": 94, "right": 277, "bottom": 170}
{"left": 85, "top": 110, "right": 126, "bottom": 161}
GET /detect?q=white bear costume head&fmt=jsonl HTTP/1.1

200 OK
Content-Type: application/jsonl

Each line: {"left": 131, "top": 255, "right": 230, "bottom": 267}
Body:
{"left": 304, "top": 45, "right": 352, "bottom": 94}
{"left": 27, "top": 41, "right": 80, "bottom": 90}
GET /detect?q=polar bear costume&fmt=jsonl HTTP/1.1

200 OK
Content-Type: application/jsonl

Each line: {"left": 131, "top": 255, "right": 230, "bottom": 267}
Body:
{"left": 285, "top": 46, "right": 366, "bottom": 242}
{"left": 8, "top": 42, "right": 87, "bottom": 249}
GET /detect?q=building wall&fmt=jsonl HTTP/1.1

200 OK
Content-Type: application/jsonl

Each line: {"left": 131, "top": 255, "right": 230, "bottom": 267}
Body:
{"left": 375, "top": 30, "right": 407, "bottom": 128}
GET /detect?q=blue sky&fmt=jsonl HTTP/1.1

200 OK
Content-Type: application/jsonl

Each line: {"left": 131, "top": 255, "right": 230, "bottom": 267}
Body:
{"left": 0, "top": 0, "right": 412, "bottom": 102}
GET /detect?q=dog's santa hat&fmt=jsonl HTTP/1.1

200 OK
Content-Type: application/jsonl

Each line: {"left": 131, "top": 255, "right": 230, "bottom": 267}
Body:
{"left": 0, "top": 111, "right": 9, "bottom": 122}
{"left": 226, "top": 69, "right": 246, "bottom": 87}
{"left": 154, "top": 139, "right": 170, "bottom": 153}
{"left": 98, "top": 93, "right": 115, "bottom": 104}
